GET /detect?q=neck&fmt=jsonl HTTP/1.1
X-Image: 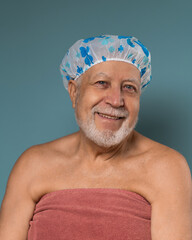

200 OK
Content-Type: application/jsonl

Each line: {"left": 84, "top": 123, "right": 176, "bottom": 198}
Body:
{"left": 76, "top": 129, "right": 136, "bottom": 164}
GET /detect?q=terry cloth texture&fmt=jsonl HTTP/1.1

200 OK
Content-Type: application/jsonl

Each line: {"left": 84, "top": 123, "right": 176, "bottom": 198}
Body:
{"left": 28, "top": 188, "right": 151, "bottom": 240}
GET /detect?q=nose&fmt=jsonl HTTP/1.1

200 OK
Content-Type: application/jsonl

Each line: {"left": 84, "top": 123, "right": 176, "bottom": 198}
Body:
{"left": 105, "top": 87, "right": 124, "bottom": 108}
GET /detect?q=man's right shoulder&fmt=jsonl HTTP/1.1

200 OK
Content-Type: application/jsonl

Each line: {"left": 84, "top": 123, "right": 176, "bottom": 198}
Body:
{"left": 16, "top": 144, "right": 47, "bottom": 168}
{"left": 8, "top": 144, "right": 47, "bottom": 187}
{"left": 14, "top": 132, "right": 79, "bottom": 177}
{"left": 17, "top": 132, "right": 78, "bottom": 166}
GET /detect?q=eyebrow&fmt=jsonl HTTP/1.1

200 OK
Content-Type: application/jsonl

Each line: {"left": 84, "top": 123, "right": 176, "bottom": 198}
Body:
{"left": 122, "top": 79, "right": 140, "bottom": 85}
{"left": 93, "top": 72, "right": 140, "bottom": 85}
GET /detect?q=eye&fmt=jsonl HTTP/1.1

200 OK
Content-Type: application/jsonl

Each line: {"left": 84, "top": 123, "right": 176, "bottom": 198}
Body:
{"left": 97, "top": 81, "right": 106, "bottom": 85}
{"left": 95, "top": 80, "right": 108, "bottom": 87}
{"left": 123, "top": 85, "right": 137, "bottom": 92}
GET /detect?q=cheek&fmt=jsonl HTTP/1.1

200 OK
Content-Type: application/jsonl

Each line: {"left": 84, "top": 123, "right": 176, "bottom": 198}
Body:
{"left": 133, "top": 100, "right": 140, "bottom": 112}
{"left": 75, "top": 90, "right": 102, "bottom": 119}
{"left": 80, "top": 89, "right": 104, "bottom": 109}
{"left": 126, "top": 98, "right": 140, "bottom": 115}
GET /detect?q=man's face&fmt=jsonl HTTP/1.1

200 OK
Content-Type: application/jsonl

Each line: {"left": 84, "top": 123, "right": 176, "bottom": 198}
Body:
{"left": 69, "top": 61, "right": 141, "bottom": 147}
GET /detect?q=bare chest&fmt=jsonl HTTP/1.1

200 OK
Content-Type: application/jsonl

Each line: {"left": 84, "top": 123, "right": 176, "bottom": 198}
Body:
{"left": 33, "top": 152, "right": 155, "bottom": 204}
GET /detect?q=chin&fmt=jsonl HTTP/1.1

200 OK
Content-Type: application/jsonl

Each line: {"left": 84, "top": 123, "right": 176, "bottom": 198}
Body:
{"left": 77, "top": 116, "right": 138, "bottom": 148}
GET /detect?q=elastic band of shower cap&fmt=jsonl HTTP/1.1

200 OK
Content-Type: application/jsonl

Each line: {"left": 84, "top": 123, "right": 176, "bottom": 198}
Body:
{"left": 60, "top": 35, "right": 152, "bottom": 92}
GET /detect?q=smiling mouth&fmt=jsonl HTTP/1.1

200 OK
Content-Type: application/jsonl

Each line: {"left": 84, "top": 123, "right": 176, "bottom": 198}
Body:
{"left": 96, "top": 112, "right": 124, "bottom": 120}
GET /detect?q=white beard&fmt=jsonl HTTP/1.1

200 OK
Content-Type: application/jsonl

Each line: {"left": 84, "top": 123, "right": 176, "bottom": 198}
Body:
{"left": 75, "top": 105, "right": 139, "bottom": 148}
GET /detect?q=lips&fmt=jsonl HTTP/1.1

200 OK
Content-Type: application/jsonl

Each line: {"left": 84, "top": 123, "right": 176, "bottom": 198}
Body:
{"left": 97, "top": 112, "right": 124, "bottom": 120}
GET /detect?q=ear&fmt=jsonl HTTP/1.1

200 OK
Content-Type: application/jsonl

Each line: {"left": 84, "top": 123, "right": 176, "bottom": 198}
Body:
{"left": 68, "top": 79, "right": 78, "bottom": 108}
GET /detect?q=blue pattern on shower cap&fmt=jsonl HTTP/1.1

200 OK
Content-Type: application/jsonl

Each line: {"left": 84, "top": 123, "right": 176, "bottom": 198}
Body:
{"left": 60, "top": 35, "right": 151, "bottom": 91}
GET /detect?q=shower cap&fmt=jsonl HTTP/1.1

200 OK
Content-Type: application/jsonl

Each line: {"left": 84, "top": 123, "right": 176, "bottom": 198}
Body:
{"left": 60, "top": 35, "right": 151, "bottom": 91}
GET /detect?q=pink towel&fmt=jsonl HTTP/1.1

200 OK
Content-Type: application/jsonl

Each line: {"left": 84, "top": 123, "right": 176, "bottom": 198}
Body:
{"left": 28, "top": 188, "right": 151, "bottom": 240}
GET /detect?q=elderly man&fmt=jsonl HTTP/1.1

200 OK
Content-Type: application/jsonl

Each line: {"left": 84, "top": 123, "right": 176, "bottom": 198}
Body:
{"left": 0, "top": 35, "right": 191, "bottom": 240}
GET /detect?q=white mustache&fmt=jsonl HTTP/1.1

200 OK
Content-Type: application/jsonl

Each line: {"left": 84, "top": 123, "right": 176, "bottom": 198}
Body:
{"left": 92, "top": 105, "right": 129, "bottom": 118}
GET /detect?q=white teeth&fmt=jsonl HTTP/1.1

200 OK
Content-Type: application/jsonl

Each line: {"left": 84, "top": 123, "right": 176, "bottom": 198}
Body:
{"left": 98, "top": 113, "right": 120, "bottom": 120}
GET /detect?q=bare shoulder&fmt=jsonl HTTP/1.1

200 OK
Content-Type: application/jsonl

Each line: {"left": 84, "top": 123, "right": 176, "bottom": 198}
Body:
{"left": 0, "top": 144, "right": 47, "bottom": 239}
{"left": 142, "top": 136, "right": 192, "bottom": 204}
{"left": 4, "top": 144, "right": 44, "bottom": 197}
{"left": 0, "top": 135, "right": 77, "bottom": 239}
{"left": 1, "top": 144, "right": 45, "bottom": 207}
{"left": 5, "top": 132, "right": 78, "bottom": 201}
{"left": 138, "top": 137, "right": 192, "bottom": 239}
{"left": 18, "top": 131, "right": 78, "bottom": 164}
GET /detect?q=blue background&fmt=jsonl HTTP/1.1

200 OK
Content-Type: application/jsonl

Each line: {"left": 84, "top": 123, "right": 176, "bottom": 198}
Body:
{"left": 1, "top": 0, "right": 192, "bottom": 204}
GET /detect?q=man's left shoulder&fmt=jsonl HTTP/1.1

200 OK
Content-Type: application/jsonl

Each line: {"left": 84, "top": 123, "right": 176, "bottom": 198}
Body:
{"left": 151, "top": 143, "right": 190, "bottom": 173}
{"left": 146, "top": 142, "right": 192, "bottom": 203}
